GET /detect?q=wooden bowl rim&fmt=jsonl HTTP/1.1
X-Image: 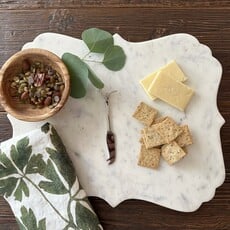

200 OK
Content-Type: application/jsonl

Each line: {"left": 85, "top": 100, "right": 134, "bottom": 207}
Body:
{"left": 0, "top": 48, "right": 70, "bottom": 121}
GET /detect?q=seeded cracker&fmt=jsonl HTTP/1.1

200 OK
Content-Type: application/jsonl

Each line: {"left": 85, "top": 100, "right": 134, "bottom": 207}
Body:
{"left": 161, "top": 141, "right": 186, "bottom": 165}
{"left": 139, "top": 130, "right": 144, "bottom": 144}
{"left": 139, "top": 137, "right": 144, "bottom": 144}
{"left": 175, "top": 125, "right": 193, "bottom": 147}
{"left": 132, "top": 102, "right": 158, "bottom": 126}
{"left": 152, "top": 116, "right": 168, "bottom": 125}
{"left": 143, "top": 126, "right": 166, "bottom": 148}
{"left": 154, "top": 117, "right": 182, "bottom": 143}
{"left": 138, "top": 145, "right": 161, "bottom": 169}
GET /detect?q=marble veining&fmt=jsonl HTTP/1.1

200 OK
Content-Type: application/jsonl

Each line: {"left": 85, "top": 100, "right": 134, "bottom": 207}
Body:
{"left": 8, "top": 32, "right": 225, "bottom": 212}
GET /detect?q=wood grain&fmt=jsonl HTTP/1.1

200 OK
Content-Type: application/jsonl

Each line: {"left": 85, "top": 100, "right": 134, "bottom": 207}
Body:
{"left": 0, "top": 8, "right": 230, "bottom": 64}
{"left": 0, "top": 2, "right": 229, "bottom": 230}
{"left": 0, "top": 0, "right": 230, "bottom": 9}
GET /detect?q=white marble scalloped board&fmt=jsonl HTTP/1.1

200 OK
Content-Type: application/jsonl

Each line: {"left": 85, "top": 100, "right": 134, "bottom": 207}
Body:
{"left": 8, "top": 32, "right": 225, "bottom": 212}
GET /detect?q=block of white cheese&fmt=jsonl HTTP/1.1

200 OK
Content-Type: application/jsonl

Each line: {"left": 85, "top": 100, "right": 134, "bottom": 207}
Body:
{"left": 140, "top": 72, "right": 158, "bottom": 100}
{"left": 148, "top": 71, "right": 194, "bottom": 111}
{"left": 139, "top": 60, "right": 187, "bottom": 100}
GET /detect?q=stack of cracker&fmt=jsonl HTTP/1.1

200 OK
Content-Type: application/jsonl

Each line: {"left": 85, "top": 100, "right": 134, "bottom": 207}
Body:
{"left": 133, "top": 102, "right": 193, "bottom": 169}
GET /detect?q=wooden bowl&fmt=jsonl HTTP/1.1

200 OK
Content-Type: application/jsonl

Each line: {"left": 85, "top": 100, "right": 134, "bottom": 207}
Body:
{"left": 0, "top": 48, "right": 70, "bottom": 121}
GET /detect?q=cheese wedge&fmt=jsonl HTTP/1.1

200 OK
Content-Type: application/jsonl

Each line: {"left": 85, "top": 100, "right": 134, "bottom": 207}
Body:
{"left": 140, "top": 60, "right": 187, "bottom": 100}
{"left": 148, "top": 71, "right": 194, "bottom": 111}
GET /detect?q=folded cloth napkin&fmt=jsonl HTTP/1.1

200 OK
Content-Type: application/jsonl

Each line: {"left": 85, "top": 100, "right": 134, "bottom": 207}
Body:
{"left": 0, "top": 123, "right": 103, "bottom": 230}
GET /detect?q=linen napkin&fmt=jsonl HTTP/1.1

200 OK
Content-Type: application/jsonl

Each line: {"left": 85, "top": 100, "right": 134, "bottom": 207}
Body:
{"left": 0, "top": 123, "right": 103, "bottom": 230}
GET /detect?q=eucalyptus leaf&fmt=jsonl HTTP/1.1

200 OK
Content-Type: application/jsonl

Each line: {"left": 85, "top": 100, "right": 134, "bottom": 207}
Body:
{"left": 82, "top": 28, "right": 113, "bottom": 53}
{"left": 103, "top": 45, "right": 126, "bottom": 71}
{"left": 62, "top": 53, "right": 88, "bottom": 98}
{"left": 86, "top": 64, "right": 104, "bottom": 89}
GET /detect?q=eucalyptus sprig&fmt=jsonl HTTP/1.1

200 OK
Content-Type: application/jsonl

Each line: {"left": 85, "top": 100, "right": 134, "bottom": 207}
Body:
{"left": 62, "top": 28, "right": 126, "bottom": 98}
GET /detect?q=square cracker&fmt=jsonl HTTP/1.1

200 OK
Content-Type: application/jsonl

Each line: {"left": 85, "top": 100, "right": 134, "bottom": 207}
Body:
{"left": 161, "top": 141, "right": 186, "bottom": 165}
{"left": 132, "top": 102, "right": 158, "bottom": 126}
{"left": 152, "top": 116, "right": 168, "bottom": 125}
{"left": 154, "top": 117, "right": 182, "bottom": 143}
{"left": 139, "top": 137, "right": 144, "bottom": 144}
{"left": 143, "top": 126, "right": 166, "bottom": 148}
{"left": 138, "top": 145, "right": 161, "bottom": 169}
{"left": 175, "top": 125, "right": 193, "bottom": 147}
{"left": 139, "top": 129, "right": 145, "bottom": 144}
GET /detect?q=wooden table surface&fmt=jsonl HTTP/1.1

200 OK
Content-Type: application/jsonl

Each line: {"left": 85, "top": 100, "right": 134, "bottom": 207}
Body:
{"left": 0, "top": 1, "right": 229, "bottom": 229}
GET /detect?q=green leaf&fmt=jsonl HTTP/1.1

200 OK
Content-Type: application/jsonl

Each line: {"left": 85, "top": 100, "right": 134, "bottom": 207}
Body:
{"left": 86, "top": 65, "right": 104, "bottom": 89}
{"left": 63, "top": 225, "right": 70, "bottom": 230}
{"left": 0, "top": 151, "right": 17, "bottom": 178}
{"left": 41, "top": 123, "right": 50, "bottom": 134}
{"left": 75, "top": 201, "right": 101, "bottom": 230}
{"left": 20, "top": 206, "right": 46, "bottom": 230}
{"left": 16, "top": 217, "right": 26, "bottom": 230}
{"left": 103, "top": 45, "right": 126, "bottom": 71}
{"left": 62, "top": 53, "right": 88, "bottom": 98}
{"left": 21, "top": 207, "right": 36, "bottom": 230}
{"left": 0, "top": 146, "right": 31, "bottom": 201}
{"left": 38, "top": 218, "right": 46, "bottom": 230}
{"left": 39, "top": 159, "right": 68, "bottom": 194}
{"left": 46, "top": 126, "right": 76, "bottom": 188}
{"left": 46, "top": 147, "right": 76, "bottom": 189}
{"left": 0, "top": 177, "right": 18, "bottom": 197}
{"left": 50, "top": 127, "right": 67, "bottom": 155}
{"left": 63, "top": 223, "right": 78, "bottom": 230}
{"left": 10, "top": 137, "right": 32, "bottom": 172}
{"left": 82, "top": 28, "right": 113, "bottom": 53}
{"left": 26, "top": 154, "right": 46, "bottom": 175}
{"left": 14, "top": 179, "right": 29, "bottom": 201}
